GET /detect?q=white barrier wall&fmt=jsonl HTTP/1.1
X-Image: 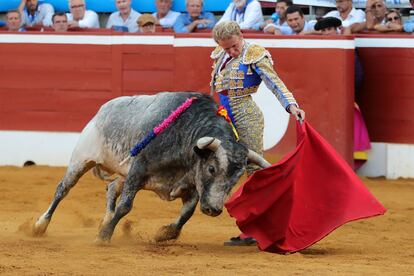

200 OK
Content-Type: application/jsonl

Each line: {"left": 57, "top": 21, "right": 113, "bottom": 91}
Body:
{"left": 358, "top": 143, "right": 414, "bottom": 179}
{"left": 0, "top": 131, "right": 79, "bottom": 166}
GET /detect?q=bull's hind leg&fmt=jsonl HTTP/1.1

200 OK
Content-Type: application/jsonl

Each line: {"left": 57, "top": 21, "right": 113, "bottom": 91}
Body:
{"left": 32, "top": 161, "right": 95, "bottom": 237}
{"left": 155, "top": 189, "right": 199, "bottom": 242}
{"left": 100, "top": 177, "right": 125, "bottom": 229}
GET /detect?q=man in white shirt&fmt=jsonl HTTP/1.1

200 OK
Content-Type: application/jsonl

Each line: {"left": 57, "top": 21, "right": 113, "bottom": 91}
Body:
{"left": 323, "top": 0, "right": 365, "bottom": 28}
{"left": 365, "top": 0, "right": 387, "bottom": 29}
{"left": 153, "top": 0, "right": 180, "bottom": 28}
{"left": 67, "top": 0, "right": 100, "bottom": 29}
{"left": 18, "top": 0, "right": 54, "bottom": 27}
{"left": 217, "top": 0, "right": 264, "bottom": 30}
{"left": 106, "top": 0, "right": 140, "bottom": 32}
{"left": 348, "top": 0, "right": 387, "bottom": 33}
{"left": 274, "top": 5, "right": 316, "bottom": 35}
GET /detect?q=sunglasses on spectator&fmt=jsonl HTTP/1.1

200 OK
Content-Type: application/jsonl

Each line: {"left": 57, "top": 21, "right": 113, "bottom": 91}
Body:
{"left": 386, "top": 16, "right": 400, "bottom": 21}
{"left": 71, "top": 4, "right": 85, "bottom": 9}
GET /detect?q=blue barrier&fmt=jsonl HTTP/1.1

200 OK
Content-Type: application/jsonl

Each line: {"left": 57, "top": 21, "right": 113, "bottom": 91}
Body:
{"left": 1, "top": 0, "right": 232, "bottom": 13}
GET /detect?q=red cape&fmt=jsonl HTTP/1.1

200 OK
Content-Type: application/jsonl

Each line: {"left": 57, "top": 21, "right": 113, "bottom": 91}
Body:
{"left": 225, "top": 121, "right": 386, "bottom": 253}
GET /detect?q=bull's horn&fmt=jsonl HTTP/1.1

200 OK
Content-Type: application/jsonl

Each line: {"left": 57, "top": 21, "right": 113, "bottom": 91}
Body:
{"left": 247, "top": 150, "right": 271, "bottom": 168}
{"left": 196, "top": 137, "right": 222, "bottom": 152}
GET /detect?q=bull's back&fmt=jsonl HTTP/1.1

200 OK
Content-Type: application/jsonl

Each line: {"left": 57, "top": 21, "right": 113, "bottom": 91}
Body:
{"left": 93, "top": 92, "right": 204, "bottom": 153}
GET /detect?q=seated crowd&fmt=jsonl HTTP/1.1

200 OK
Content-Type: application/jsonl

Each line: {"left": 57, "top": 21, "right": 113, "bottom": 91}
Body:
{"left": 0, "top": 0, "right": 413, "bottom": 34}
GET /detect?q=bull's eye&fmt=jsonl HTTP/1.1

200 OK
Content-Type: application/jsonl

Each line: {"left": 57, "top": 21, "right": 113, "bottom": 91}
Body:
{"left": 208, "top": 165, "right": 216, "bottom": 175}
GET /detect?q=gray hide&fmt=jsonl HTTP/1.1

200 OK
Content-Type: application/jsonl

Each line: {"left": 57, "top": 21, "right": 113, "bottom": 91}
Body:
{"left": 32, "top": 92, "right": 268, "bottom": 243}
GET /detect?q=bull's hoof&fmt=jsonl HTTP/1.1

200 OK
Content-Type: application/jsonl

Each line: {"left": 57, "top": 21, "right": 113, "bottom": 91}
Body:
{"left": 94, "top": 236, "right": 111, "bottom": 246}
{"left": 154, "top": 224, "right": 181, "bottom": 242}
{"left": 31, "top": 217, "right": 50, "bottom": 237}
{"left": 96, "top": 226, "right": 114, "bottom": 244}
{"left": 95, "top": 229, "right": 112, "bottom": 245}
{"left": 98, "top": 212, "right": 114, "bottom": 232}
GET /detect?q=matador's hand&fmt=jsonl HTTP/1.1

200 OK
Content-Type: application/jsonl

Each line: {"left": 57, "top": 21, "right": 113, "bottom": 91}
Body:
{"left": 288, "top": 104, "right": 305, "bottom": 123}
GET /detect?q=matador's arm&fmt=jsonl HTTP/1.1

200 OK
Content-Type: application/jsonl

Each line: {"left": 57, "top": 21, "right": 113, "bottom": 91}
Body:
{"left": 253, "top": 56, "right": 298, "bottom": 112}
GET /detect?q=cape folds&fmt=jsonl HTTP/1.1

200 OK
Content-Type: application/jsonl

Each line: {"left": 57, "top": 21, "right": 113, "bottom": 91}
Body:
{"left": 225, "top": 121, "right": 386, "bottom": 253}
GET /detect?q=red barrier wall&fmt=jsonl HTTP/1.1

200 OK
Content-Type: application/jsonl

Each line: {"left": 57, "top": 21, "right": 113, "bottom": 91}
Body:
{"left": 356, "top": 35, "right": 414, "bottom": 144}
{"left": 0, "top": 32, "right": 354, "bottom": 164}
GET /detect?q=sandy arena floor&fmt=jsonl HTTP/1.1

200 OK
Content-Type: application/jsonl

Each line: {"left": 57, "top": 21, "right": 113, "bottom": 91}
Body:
{"left": 0, "top": 165, "right": 413, "bottom": 275}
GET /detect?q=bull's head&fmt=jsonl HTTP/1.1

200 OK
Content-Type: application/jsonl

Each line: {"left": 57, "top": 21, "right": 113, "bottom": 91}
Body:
{"left": 193, "top": 137, "right": 270, "bottom": 217}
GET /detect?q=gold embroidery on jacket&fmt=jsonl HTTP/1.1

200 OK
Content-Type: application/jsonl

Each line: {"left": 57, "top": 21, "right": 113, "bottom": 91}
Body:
{"left": 242, "top": 44, "right": 272, "bottom": 65}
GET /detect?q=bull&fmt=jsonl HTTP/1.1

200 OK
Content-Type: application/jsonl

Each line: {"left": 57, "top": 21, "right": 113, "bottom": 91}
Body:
{"left": 32, "top": 92, "right": 270, "bottom": 242}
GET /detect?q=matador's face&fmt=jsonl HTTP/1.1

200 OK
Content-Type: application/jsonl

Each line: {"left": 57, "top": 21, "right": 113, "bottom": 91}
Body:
{"left": 218, "top": 35, "right": 244, "bottom": 58}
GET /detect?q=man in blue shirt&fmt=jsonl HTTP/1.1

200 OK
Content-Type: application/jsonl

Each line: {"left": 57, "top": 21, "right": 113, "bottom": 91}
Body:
{"left": 173, "top": 0, "right": 216, "bottom": 33}
{"left": 403, "top": 0, "right": 414, "bottom": 32}
{"left": 18, "top": 0, "right": 54, "bottom": 27}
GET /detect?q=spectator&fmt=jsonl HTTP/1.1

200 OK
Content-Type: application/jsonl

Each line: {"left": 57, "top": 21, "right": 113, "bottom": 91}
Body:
{"left": 365, "top": 0, "right": 387, "bottom": 30}
{"left": 6, "top": 10, "right": 26, "bottom": 32}
{"left": 138, "top": 13, "right": 156, "bottom": 33}
{"left": 0, "top": 21, "right": 5, "bottom": 28}
{"left": 67, "top": 0, "right": 100, "bottom": 29}
{"left": 313, "top": 6, "right": 329, "bottom": 22}
{"left": 403, "top": 0, "right": 414, "bottom": 32}
{"left": 52, "top": 12, "right": 69, "bottom": 32}
{"left": 18, "top": 0, "right": 54, "bottom": 27}
{"left": 348, "top": 0, "right": 387, "bottom": 33}
{"left": 173, "top": 0, "right": 215, "bottom": 33}
{"left": 315, "top": 17, "right": 370, "bottom": 168}
{"left": 314, "top": 16, "right": 342, "bottom": 34}
{"left": 153, "top": 0, "right": 180, "bottom": 28}
{"left": 217, "top": 0, "right": 264, "bottom": 30}
{"left": 106, "top": 0, "right": 140, "bottom": 32}
{"left": 323, "top": 0, "right": 365, "bottom": 28}
{"left": 273, "top": 5, "right": 316, "bottom": 35}
{"left": 374, "top": 9, "right": 403, "bottom": 32}
{"left": 263, "top": 0, "right": 292, "bottom": 33}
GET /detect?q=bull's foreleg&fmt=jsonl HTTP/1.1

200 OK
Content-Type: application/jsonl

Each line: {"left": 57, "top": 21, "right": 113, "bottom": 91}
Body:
{"left": 154, "top": 189, "right": 198, "bottom": 242}
{"left": 32, "top": 161, "right": 95, "bottom": 237}
{"left": 99, "top": 177, "right": 125, "bottom": 230}
{"left": 97, "top": 165, "right": 145, "bottom": 242}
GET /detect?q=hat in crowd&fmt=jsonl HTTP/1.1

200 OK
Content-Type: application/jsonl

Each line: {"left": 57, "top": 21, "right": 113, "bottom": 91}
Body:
{"left": 314, "top": 17, "right": 342, "bottom": 31}
{"left": 138, "top": 14, "right": 156, "bottom": 27}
